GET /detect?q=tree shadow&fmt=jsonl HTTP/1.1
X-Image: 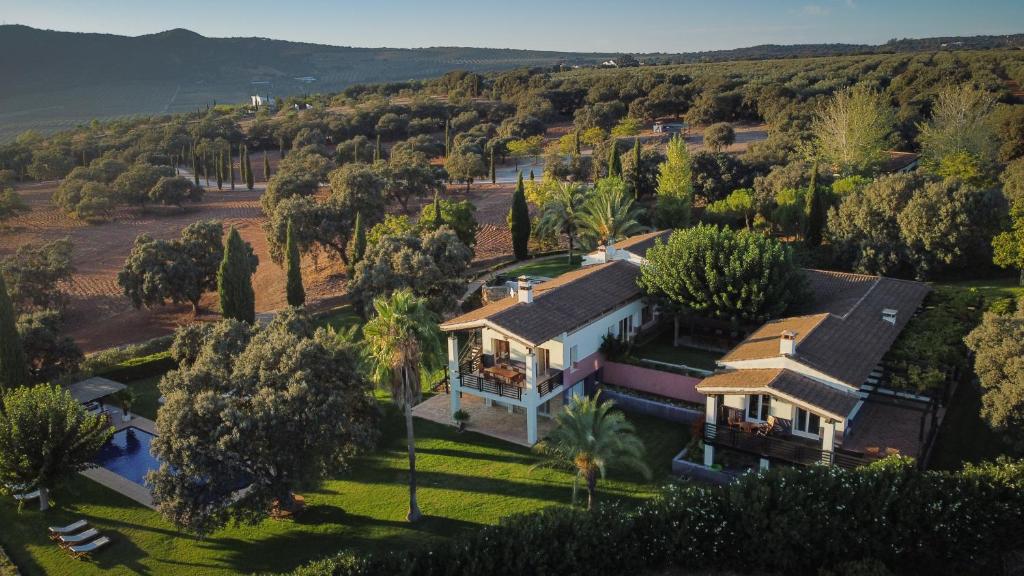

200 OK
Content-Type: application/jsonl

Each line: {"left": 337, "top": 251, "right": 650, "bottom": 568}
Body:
{"left": 415, "top": 446, "right": 538, "bottom": 466}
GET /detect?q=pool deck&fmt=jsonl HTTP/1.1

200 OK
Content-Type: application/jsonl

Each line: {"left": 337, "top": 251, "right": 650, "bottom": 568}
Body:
{"left": 80, "top": 413, "right": 158, "bottom": 509}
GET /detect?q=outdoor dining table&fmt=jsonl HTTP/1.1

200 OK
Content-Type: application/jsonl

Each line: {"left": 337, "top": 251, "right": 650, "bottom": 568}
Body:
{"left": 482, "top": 365, "right": 523, "bottom": 385}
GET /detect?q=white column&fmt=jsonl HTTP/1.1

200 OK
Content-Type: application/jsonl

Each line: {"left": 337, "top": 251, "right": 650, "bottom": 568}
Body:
{"left": 447, "top": 335, "right": 460, "bottom": 419}
{"left": 526, "top": 348, "right": 539, "bottom": 444}
{"left": 821, "top": 420, "right": 836, "bottom": 465}
{"left": 703, "top": 395, "right": 718, "bottom": 467}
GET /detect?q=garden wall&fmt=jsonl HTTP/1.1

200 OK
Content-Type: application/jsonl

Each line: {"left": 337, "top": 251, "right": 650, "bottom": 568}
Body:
{"left": 601, "top": 361, "right": 703, "bottom": 404}
{"left": 601, "top": 389, "right": 703, "bottom": 424}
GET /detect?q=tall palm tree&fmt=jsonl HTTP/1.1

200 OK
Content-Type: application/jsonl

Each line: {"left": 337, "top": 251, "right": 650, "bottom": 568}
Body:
{"left": 532, "top": 393, "right": 651, "bottom": 510}
{"left": 578, "top": 176, "right": 646, "bottom": 249}
{"left": 363, "top": 289, "right": 443, "bottom": 522}
{"left": 535, "top": 181, "right": 590, "bottom": 264}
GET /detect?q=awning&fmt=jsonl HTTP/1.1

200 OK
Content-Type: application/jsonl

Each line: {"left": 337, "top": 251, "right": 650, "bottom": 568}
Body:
{"left": 66, "top": 377, "right": 127, "bottom": 404}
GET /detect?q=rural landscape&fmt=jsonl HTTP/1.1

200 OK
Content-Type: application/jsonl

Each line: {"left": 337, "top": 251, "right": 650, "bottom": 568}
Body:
{"left": 1, "top": 3, "right": 1024, "bottom": 575}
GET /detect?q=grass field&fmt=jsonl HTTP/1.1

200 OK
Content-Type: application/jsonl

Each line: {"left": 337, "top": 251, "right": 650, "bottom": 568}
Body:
{"left": 0, "top": 384, "right": 685, "bottom": 576}
{"left": 501, "top": 255, "right": 582, "bottom": 279}
{"left": 926, "top": 276, "right": 1022, "bottom": 470}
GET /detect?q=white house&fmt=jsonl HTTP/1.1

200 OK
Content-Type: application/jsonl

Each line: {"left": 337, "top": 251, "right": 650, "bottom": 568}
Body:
{"left": 440, "top": 231, "right": 670, "bottom": 444}
{"left": 696, "top": 270, "right": 931, "bottom": 469}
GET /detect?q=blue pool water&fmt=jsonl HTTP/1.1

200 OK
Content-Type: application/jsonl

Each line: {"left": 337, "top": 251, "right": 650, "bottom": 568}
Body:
{"left": 93, "top": 427, "right": 161, "bottom": 486}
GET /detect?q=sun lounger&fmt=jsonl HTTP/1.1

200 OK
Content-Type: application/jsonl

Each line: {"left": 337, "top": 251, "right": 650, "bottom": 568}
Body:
{"left": 68, "top": 536, "right": 111, "bottom": 560}
{"left": 59, "top": 528, "right": 99, "bottom": 546}
{"left": 49, "top": 519, "right": 88, "bottom": 541}
{"left": 13, "top": 489, "right": 40, "bottom": 501}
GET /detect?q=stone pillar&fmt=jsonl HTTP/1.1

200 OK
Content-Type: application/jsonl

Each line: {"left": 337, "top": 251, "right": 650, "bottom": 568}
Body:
{"left": 703, "top": 395, "right": 718, "bottom": 467}
{"left": 447, "top": 335, "right": 460, "bottom": 419}
{"left": 526, "top": 348, "right": 539, "bottom": 445}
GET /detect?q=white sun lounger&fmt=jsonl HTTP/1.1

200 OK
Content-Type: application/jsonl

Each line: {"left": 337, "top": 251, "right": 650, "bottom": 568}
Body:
{"left": 59, "top": 528, "right": 99, "bottom": 546}
{"left": 13, "top": 489, "right": 40, "bottom": 501}
{"left": 49, "top": 519, "right": 89, "bottom": 540}
{"left": 68, "top": 536, "right": 111, "bottom": 559}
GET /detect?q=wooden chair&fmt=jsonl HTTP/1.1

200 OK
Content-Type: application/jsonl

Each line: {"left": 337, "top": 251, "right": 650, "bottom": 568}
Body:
{"left": 757, "top": 416, "right": 779, "bottom": 437}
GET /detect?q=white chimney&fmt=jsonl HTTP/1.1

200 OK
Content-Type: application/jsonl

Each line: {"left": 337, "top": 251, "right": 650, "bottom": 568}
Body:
{"left": 882, "top": 308, "right": 897, "bottom": 325}
{"left": 779, "top": 330, "right": 797, "bottom": 356}
{"left": 606, "top": 240, "right": 616, "bottom": 261}
{"left": 517, "top": 275, "right": 533, "bottom": 304}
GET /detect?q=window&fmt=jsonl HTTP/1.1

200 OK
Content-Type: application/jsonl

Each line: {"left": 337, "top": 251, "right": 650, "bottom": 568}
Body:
{"left": 537, "top": 347, "right": 550, "bottom": 374}
{"left": 570, "top": 345, "right": 578, "bottom": 367}
{"left": 794, "top": 407, "right": 821, "bottom": 437}
{"left": 746, "top": 394, "right": 771, "bottom": 422}
{"left": 641, "top": 305, "right": 653, "bottom": 325}
{"left": 492, "top": 339, "right": 510, "bottom": 361}
{"left": 618, "top": 315, "right": 633, "bottom": 342}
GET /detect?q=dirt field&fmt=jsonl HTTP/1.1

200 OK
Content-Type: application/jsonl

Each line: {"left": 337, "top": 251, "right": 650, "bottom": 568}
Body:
{"left": 0, "top": 175, "right": 516, "bottom": 353}
{"left": 1, "top": 181, "right": 345, "bottom": 352}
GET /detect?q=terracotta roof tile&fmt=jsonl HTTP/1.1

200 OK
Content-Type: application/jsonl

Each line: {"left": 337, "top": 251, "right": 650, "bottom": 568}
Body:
{"left": 698, "top": 368, "right": 860, "bottom": 419}
{"left": 441, "top": 260, "right": 642, "bottom": 345}
{"left": 720, "top": 314, "right": 829, "bottom": 363}
{"left": 612, "top": 229, "right": 671, "bottom": 258}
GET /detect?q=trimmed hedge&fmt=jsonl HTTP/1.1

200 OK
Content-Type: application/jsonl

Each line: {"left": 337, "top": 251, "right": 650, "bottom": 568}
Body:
{"left": 75, "top": 334, "right": 176, "bottom": 383}
{"left": 286, "top": 458, "right": 1024, "bottom": 576}
{"left": 96, "top": 351, "right": 175, "bottom": 382}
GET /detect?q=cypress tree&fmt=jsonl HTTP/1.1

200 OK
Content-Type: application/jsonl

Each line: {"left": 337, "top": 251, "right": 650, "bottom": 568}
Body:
{"left": 431, "top": 192, "right": 445, "bottom": 229}
{"left": 444, "top": 119, "right": 451, "bottom": 158}
{"left": 349, "top": 211, "right": 366, "bottom": 267}
{"left": 203, "top": 152, "right": 210, "bottom": 186}
{"left": 263, "top": 151, "right": 271, "bottom": 181}
{"left": 192, "top": 154, "right": 200, "bottom": 186}
{"left": 279, "top": 136, "right": 286, "bottom": 159}
{"left": 217, "top": 227, "right": 255, "bottom": 324}
{"left": 631, "top": 137, "right": 642, "bottom": 197}
{"left": 804, "top": 160, "right": 826, "bottom": 248}
{"left": 489, "top": 146, "right": 496, "bottom": 184}
{"left": 374, "top": 134, "right": 382, "bottom": 163}
{"left": 0, "top": 273, "right": 28, "bottom": 390}
{"left": 509, "top": 172, "right": 530, "bottom": 260}
{"left": 608, "top": 140, "right": 622, "bottom": 178}
{"left": 284, "top": 220, "right": 305, "bottom": 307}
{"left": 216, "top": 150, "right": 224, "bottom": 190}
{"left": 353, "top": 141, "right": 360, "bottom": 164}
{"left": 230, "top": 145, "right": 236, "bottom": 190}
{"left": 574, "top": 130, "right": 582, "bottom": 156}
{"left": 239, "top": 146, "right": 247, "bottom": 183}
{"left": 529, "top": 170, "right": 535, "bottom": 182}
{"left": 244, "top": 147, "right": 254, "bottom": 190}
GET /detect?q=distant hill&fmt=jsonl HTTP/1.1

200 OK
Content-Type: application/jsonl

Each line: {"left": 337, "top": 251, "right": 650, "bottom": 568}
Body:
{"left": 1, "top": 24, "right": 1021, "bottom": 141}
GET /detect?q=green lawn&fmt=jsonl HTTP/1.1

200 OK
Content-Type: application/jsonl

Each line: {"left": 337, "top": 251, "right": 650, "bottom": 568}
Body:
{"left": 933, "top": 276, "right": 1024, "bottom": 306}
{"left": 315, "top": 305, "right": 363, "bottom": 338}
{"left": 631, "top": 329, "right": 722, "bottom": 371}
{"left": 502, "top": 255, "right": 582, "bottom": 279}
{"left": 0, "top": 394, "right": 685, "bottom": 576}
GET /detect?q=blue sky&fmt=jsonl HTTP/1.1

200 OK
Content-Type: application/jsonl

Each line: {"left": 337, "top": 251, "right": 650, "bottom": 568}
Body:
{"left": 1, "top": 0, "right": 1021, "bottom": 53}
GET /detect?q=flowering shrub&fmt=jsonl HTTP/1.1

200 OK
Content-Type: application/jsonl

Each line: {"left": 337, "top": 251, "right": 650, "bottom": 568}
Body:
{"left": 288, "top": 457, "right": 1024, "bottom": 576}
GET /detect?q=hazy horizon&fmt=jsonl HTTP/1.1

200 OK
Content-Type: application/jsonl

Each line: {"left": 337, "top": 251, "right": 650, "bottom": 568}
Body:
{"left": 2, "top": 0, "right": 1021, "bottom": 53}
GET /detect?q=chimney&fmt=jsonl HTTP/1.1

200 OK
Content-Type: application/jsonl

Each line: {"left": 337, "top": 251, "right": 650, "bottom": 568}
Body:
{"left": 779, "top": 330, "right": 797, "bottom": 356}
{"left": 517, "top": 275, "right": 533, "bottom": 304}
{"left": 882, "top": 308, "right": 897, "bottom": 325}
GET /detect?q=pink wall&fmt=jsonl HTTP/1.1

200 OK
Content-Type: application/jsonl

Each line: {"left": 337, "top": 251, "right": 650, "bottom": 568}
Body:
{"left": 601, "top": 361, "right": 704, "bottom": 404}
{"left": 561, "top": 351, "right": 603, "bottom": 386}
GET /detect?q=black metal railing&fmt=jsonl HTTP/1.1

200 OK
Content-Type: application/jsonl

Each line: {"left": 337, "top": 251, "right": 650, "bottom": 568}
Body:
{"left": 459, "top": 371, "right": 523, "bottom": 400}
{"left": 537, "top": 370, "right": 564, "bottom": 397}
{"left": 704, "top": 422, "right": 874, "bottom": 468}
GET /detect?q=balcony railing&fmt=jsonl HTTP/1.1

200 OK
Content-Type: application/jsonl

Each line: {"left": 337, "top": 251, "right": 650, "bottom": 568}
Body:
{"left": 455, "top": 355, "right": 564, "bottom": 402}
{"left": 704, "top": 423, "right": 872, "bottom": 469}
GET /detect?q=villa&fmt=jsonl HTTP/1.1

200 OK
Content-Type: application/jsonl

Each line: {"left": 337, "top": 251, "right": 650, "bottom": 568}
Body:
{"left": 437, "top": 229, "right": 937, "bottom": 472}
{"left": 697, "top": 269, "right": 933, "bottom": 469}
{"left": 439, "top": 231, "right": 671, "bottom": 444}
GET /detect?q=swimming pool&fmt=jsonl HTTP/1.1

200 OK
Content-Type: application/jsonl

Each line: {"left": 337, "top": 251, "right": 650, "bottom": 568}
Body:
{"left": 93, "top": 427, "right": 161, "bottom": 486}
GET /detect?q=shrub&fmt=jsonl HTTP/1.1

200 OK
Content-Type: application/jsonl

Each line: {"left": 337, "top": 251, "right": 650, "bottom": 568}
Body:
{"left": 284, "top": 458, "right": 1024, "bottom": 576}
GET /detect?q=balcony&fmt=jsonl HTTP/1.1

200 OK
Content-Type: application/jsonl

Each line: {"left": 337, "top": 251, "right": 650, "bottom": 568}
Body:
{"left": 457, "top": 355, "right": 563, "bottom": 402}
{"left": 704, "top": 423, "right": 873, "bottom": 469}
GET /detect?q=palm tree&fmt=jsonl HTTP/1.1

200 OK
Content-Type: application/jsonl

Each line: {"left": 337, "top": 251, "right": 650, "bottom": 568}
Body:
{"left": 532, "top": 393, "right": 651, "bottom": 510}
{"left": 535, "top": 181, "right": 589, "bottom": 264}
{"left": 578, "top": 176, "right": 646, "bottom": 249}
{"left": 362, "top": 289, "right": 443, "bottom": 522}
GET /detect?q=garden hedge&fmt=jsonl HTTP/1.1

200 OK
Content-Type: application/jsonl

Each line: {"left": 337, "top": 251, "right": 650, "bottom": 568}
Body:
{"left": 286, "top": 458, "right": 1024, "bottom": 576}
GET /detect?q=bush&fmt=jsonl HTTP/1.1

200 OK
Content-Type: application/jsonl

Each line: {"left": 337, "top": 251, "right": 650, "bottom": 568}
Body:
{"left": 284, "top": 458, "right": 1024, "bottom": 576}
